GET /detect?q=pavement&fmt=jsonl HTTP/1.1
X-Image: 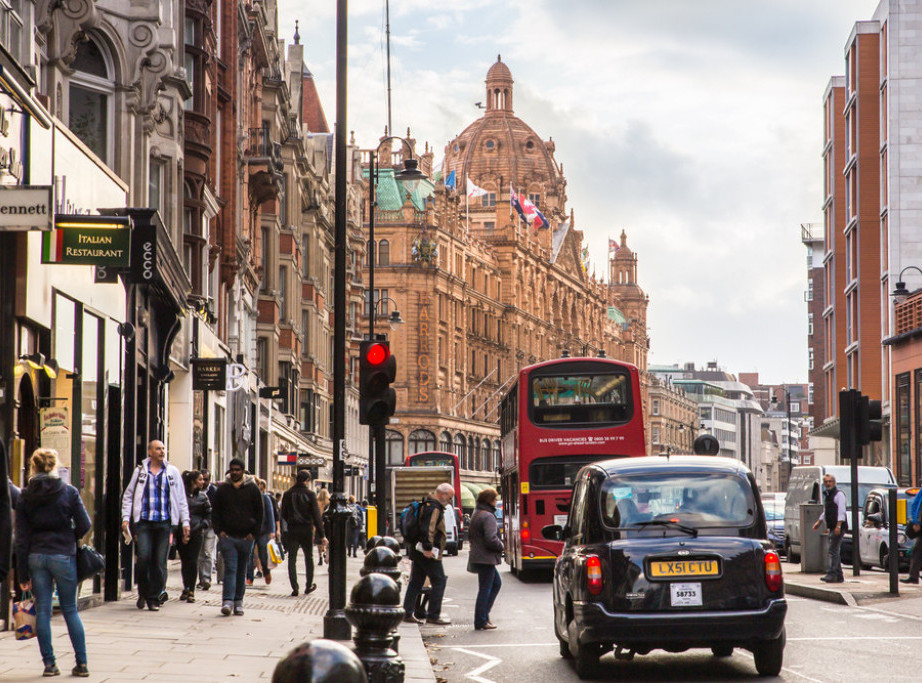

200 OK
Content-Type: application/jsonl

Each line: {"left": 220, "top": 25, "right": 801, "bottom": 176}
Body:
{"left": 783, "top": 560, "right": 922, "bottom": 606}
{"left": 0, "top": 551, "right": 436, "bottom": 682}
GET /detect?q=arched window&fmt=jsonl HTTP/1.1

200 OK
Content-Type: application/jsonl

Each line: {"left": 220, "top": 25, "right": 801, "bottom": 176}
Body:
{"left": 440, "top": 431, "right": 452, "bottom": 452}
{"left": 482, "top": 439, "right": 491, "bottom": 471}
{"left": 408, "top": 429, "right": 436, "bottom": 455}
{"left": 366, "top": 239, "right": 374, "bottom": 267}
{"left": 69, "top": 36, "right": 114, "bottom": 164}
{"left": 493, "top": 440, "right": 501, "bottom": 471}
{"left": 385, "top": 430, "right": 404, "bottom": 466}
{"left": 454, "top": 434, "right": 466, "bottom": 469}
{"left": 378, "top": 239, "right": 390, "bottom": 266}
{"left": 468, "top": 436, "right": 476, "bottom": 471}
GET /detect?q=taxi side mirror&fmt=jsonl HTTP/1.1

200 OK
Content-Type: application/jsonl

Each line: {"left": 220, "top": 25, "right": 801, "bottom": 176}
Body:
{"left": 866, "top": 512, "right": 883, "bottom": 527}
{"left": 542, "top": 524, "right": 564, "bottom": 541}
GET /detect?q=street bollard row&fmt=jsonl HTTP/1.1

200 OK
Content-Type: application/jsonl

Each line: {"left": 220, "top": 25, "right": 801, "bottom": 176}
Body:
{"left": 272, "top": 536, "right": 407, "bottom": 683}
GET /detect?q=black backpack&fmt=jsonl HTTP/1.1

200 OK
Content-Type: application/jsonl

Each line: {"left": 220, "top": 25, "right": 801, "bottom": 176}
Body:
{"left": 400, "top": 499, "right": 424, "bottom": 545}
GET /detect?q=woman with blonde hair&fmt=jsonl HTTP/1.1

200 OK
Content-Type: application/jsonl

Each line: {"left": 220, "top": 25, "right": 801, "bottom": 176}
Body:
{"left": 15, "top": 449, "right": 92, "bottom": 677}
{"left": 316, "top": 487, "right": 330, "bottom": 565}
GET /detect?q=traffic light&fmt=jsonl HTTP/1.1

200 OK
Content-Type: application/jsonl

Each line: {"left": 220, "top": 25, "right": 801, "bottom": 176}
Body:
{"left": 857, "top": 393, "right": 883, "bottom": 445}
{"left": 359, "top": 339, "right": 396, "bottom": 425}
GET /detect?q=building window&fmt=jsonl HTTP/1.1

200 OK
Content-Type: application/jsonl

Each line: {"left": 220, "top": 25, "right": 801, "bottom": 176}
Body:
{"left": 652, "top": 399, "right": 660, "bottom": 416}
{"left": 483, "top": 221, "right": 495, "bottom": 230}
{"left": 808, "top": 313, "right": 814, "bottom": 337}
{"left": 528, "top": 193, "right": 540, "bottom": 208}
{"left": 897, "top": 372, "right": 911, "bottom": 486}
{"left": 257, "top": 337, "right": 268, "bottom": 381}
{"left": 378, "top": 239, "right": 390, "bottom": 266}
{"left": 149, "top": 158, "right": 164, "bottom": 218}
{"left": 301, "top": 390, "right": 314, "bottom": 433}
{"left": 481, "top": 193, "right": 496, "bottom": 207}
{"left": 301, "top": 311, "right": 310, "bottom": 357}
{"left": 279, "top": 175, "right": 288, "bottom": 226}
{"left": 302, "top": 235, "right": 310, "bottom": 278}
{"left": 386, "top": 430, "right": 404, "bottom": 466}
{"left": 454, "top": 434, "right": 466, "bottom": 469}
{"left": 365, "top": 288, "right": 388, "bottom": 317}
{"left": 493, "top": 440, "right": 501, "bottom": 471}
{"left": 260, "top": 227, "right": 270, "bottom": 292}
{"left": 279, "top": 266, "right": 287, "bottom": 315}
{"left": 408, "top": 429, "right": 436, "bottom": 455}
{"left": 69, "top": 36, "right": 113, "bottom": 164}
{"left": 652, "top": 426, "right": 660, "bottom": 444}
{"left": 0, "top": 0, "right": 25, "bottom": 65}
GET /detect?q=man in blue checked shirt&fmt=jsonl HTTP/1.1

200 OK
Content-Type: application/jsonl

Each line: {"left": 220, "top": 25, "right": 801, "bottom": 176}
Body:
{"left": 121, "top": 440, "right": 190, "bottom": 611}
{"left": 902, "top": 487, "right": 922, "bottom": 584}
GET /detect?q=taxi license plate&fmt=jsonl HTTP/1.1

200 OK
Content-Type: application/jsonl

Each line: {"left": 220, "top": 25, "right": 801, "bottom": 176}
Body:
{"left": 670, "top": 582, "right": 702, "bottom": 606}
{"left": 648, "top": 559, "right": 719, "bottom": 579}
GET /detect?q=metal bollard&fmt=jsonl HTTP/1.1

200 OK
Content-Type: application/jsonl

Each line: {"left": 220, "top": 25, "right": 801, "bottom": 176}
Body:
{"left": 345, "top": 573, "right": 405, "bottom": 682}
{"left": 360, "top": 546, "right": 403, "bottom": 653}
{"left": 375, "top": 536, "right": 402, "bottom": 556}
{"left": 272, "top": 639, "right": 367, "bottom": 683}
{"left": 366, "top": 535, "right": 383, "bottom": 552}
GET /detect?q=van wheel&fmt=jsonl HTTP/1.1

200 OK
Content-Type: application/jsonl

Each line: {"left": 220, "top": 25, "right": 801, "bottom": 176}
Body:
{"left": 785, "top": 539, "right": 798, "bottom": 564}
{"left": 753, "top": 627, "right": 785, "bottom": 677}
{"left": 880, "top": 546, "right": 889, "bottom": 570}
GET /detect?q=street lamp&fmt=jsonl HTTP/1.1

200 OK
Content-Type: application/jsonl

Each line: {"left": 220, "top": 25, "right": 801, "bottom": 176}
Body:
{"left": 371, "top": 296, "right": 404, "bottom": 329}
{"left": 891, "top": 265, "right": 922, "bottom": 303}
{"left": 582, "top": 338, "right": 607, "bottom": 358}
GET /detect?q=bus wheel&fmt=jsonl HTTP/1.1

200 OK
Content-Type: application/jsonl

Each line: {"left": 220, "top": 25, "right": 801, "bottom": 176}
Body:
{"left": 510, "top": 564, "right": 519, "bottom": 577}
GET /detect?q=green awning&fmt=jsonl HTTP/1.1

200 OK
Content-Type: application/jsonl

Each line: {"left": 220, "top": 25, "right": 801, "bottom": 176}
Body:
{"left": 459, "top": 487, "right": 476, "bottom": 508}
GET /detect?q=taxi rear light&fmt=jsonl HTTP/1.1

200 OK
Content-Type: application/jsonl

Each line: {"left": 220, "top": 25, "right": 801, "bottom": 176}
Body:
{"left": 586, "top": 555, "right": 603, "bottom": 596}
{"left": 764, "top": 551, "right": 783, "bottom": 592}
{"left": 521, "top": 521, "right": 530, "bottom": 543}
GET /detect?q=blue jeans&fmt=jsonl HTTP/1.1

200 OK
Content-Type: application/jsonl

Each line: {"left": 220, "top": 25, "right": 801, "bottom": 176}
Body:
{"left": 473, "top": 563, "right": 502, "bottom": 628}
{"left": 246, "top": 533, "right": 271, "bottom": 581}
{"left": 134, "top": 520, "right": 172, "bottom": 603}
{"left": 827, "top": 530, "right": 844, "bottom": 581}
{"left": 403, "top": 555, "right": 447, "bottom": 620}
{"left": 219, "top": 535, "right": 254, "bottom": 603}
{"left": 28, "top": 554, "right": 87, "bottom": 667}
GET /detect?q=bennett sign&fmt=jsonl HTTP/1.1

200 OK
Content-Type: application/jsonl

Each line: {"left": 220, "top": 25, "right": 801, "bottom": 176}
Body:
{"left": 0, "top": 185, "right": 53, "bottom": 230}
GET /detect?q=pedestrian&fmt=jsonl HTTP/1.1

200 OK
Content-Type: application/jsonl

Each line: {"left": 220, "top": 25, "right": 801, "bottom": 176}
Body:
{"left": 211, "top": 458, "right": 263, "bottom": 616}
{"left": 0, "top": 438, "right": 12, "bottom": 585}
{"left": 15, "top": 448, "right": 92, "bottom": 677}
{"left": 121, "top": 439, "right": 190, "bottom": 611}
{"left": 197, "top": 468, "right": 218, "bottom": 591}
{"left": 468, "top": 488, "right": 504, "bottom": 630}
{"left": 902, "top": 486, "right": 922, "bottom": 584}
{"left": 316, "top": 487, "right": 330, "bottom": 565}
{"left": 347, "top": 495, "right": 365, "bottom": 557}
{"left": 247, "top": 478, "right": 275, "bottom": 586}
{"left": 178, "top": 470, "right": 211, "bottom": 603}
{"left": 270, "top": 488, "right": 284, "bottom": 559}
{"left": 280, "top": 469, "right": 326, "bottom": 596}
{"left": 403, "top": 483, "right": 454, "bottom": 625}
{"left": 812, "top": 473, "right": 847, "bottom": 583}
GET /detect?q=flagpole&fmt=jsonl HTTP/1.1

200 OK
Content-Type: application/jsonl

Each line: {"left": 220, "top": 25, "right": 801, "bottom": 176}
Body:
{"left": 466, "top": 180, "right": 469, "bottom": 235}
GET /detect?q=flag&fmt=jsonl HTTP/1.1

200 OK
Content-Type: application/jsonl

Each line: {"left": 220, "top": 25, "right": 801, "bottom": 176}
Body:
{"left": 550, "top": 220, "right": 570, "bottom": 264}
{"left": 467, "top": 177, "right": 488, "bottom": 199}
{"left": 510, "top": 185, "right": 525, "bottom": 222}
{"left": 445, "top": 170, "right": 456, "bottom": 189}
{"left": 511, "top": 188, "right": 550, "bottom": 229}
{"left": 609, "top": 237, "right": 619, "bottom": 253}
{"left": 581, "top": 246, "right": 589, "bottom": 273}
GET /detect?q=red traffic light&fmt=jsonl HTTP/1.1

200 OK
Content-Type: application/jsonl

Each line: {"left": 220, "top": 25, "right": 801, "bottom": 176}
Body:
{"left": 365, "top": 342, "right": 389, "bottom": 366}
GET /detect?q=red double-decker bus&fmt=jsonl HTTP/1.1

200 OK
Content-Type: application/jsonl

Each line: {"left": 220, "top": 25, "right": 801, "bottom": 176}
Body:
{"left": 499, "top": 357, "right": 646, "bottom": 577}
{"left": 405, "top": 451, "right": 461, "bottom": 501}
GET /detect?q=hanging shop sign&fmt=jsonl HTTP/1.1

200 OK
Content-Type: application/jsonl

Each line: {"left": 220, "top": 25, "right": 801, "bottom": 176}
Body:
{"left": 191, "top": 358, "right": 227, "bottom": 391}
{"left": 41, "top": 214, "right": 131, "bottom": 266}
{"left": 0, "top": 185, "right": 53, "bottom": 230}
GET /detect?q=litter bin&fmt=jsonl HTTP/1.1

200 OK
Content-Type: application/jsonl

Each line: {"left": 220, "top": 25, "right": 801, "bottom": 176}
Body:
{"left": 800, "top": 502, "right": 829, "bottom": 573}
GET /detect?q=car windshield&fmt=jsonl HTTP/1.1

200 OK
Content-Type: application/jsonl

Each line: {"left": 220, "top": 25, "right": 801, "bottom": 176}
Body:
{"left": 601, "top": 471, "right": 756, "bottom": 528}
{"left": 763, "top": 504, "right": 784, "bottom": 521}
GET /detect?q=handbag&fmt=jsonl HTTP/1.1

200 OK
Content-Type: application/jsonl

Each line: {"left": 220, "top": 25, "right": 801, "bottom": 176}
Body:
{"left": 12, "top": 591, "right": 37, "bottom": 640}
{"left": 267, "top": 538, "right": 283, "bottom": 567}
{"left": 76, "top": 544, "right": 105, "bottom": 582}
{"left": 908, "top": 522, "right": 920, "bottom": 540}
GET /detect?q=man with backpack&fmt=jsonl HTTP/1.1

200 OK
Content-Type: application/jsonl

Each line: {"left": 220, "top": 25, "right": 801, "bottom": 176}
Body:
{"left": 402, "top": 483, "right": 455, "bottom": 625}
{"left": 347, "top": 495, "right": 364, "bottom": 558}
{"left": 280, "top": 469, "right": 326, "bottom": 596}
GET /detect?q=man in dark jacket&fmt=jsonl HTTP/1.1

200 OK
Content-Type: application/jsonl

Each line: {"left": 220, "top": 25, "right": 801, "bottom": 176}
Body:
{"left": 280, "top": 469, "right": 326, "bottom": 596}
{"left": 197, "top": 469, "right": 218, "bottom": 590}
{"left": 211, "top": 458, "right": 263, "bottom": 616}
{"left": 403, "top": 483, "right": 454, "bottom": 625}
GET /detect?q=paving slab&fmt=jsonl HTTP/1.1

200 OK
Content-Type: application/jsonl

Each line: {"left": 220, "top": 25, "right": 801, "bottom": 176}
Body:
{"left": 783, "top": 562, "right": 922, "bottom": 606}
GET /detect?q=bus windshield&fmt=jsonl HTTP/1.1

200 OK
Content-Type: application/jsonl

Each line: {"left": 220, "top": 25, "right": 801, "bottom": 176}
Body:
{"left": 530, "top": 371, "right": 631, "bottom": 426}
{"left": 529, "top": 456, "right": 599, "bottom": 490}
{"left": 408, "top": 454, "right": 453, "bottom": 468}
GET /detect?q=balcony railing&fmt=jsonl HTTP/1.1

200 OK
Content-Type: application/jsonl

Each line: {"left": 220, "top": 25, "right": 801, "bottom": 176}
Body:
{"left": 246, "top": 128, "right": 283, "bottom": 172}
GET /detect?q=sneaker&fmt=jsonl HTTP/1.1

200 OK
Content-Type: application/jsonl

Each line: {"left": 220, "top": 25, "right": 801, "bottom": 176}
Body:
{"left": 900, "top": 577, "right": 919, "bottom": 584}
{"left": 403, "top": 614, "right": 420, "bottom": 624}
{"left": 136, "top": 595, "right": 146, "bottom": 610}
{"left": 304, "top": 583, "right": 317, "bottom": 595}
{"left": 147, "top": 602, "right": 160, "bottom": 611}
{"left": 72, "top": 664, "right": 90, "bottom": 678}
{"left": 42, "top": 664, "right": 60, "bottom": 677}
{"left": 426, "top": 617, "right": 451, "bottom": 625}
{"left": 290, "top": 589, "right": 299, "bottom": 597}
{"left": 233, "top": 601, "right": 244, "bottom": 616}
{"left": 221, "top": 601, "right": 233, "bottom": 616}
{"left": 201, "top": 581, "right": 211, "bottom": 591}
{"left": 475, "top": 622, "right": 497, "bottom": 630}
{"left": 158, "top": 591, "right": 169, "bottom": 605}
{"left": 255, "top": 570, "right": 262, "bottom": 578}
{"left": 196, "top": 581, "right": 204, "bottom": 590}
{"left": 264, "top": 570, "right": 272, "bottom": 585}
{"left": 245, "top": 579, "right": 253, "bottom": 586}
{"left": 180, "top": 589, "right": 190, "bottom": 602}
{"left": 186, "top": 591, "right": 195, "bottom": 603}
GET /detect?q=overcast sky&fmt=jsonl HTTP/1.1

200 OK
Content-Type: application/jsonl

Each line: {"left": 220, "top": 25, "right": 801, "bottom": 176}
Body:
{"left": 276, "top": 0, "right": 879, "bottom": 385}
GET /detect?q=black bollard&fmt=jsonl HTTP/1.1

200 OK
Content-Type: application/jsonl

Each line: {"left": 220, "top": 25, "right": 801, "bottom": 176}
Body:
{"left": 366, "top": 535, "right": 383, "bottom": 552}
{"left": 375, "top": 536, "right": 401, "bottom": 556}
{"left": 324, "top": 492, "right": 352, "bottom": 640}
{"left": 272, "top": 639, "right": 367, "bottom": 683}
{"left": 360, "top": 546, "right": 403, "bottom": 654}
{"left": 345, "top": 574, "right": 405, "bottom": 682}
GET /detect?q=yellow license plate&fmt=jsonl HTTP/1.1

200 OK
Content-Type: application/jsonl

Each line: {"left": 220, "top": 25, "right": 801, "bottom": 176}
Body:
{"left": 648, "top": 559, "right": 719, "bottom": 578}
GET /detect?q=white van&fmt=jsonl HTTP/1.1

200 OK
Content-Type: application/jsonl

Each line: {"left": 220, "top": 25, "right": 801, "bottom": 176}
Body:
{"left": 783, "top": 465, "right": 895, "bottom": 562}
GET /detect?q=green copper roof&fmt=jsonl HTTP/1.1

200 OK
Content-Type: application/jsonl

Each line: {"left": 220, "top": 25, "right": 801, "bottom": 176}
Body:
{"left": 607, "top": 306, "right": 626, "bottom": 324}
{"left": 364, "top": 168, "right": 435, "bottom": 211}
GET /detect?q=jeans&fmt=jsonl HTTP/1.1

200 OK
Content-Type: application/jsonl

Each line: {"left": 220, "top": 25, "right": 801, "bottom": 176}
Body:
{"left": 28, "top": 554, "right": 87, "bottom": 667}
{"left": 218, "top": 535, "right": 254, "bottom": 603}
{"left": 403, "top": 555, "right": 447, "bottom": 620}
{"left": 285, "top": 528, "right": 315, "bottom": 591}
{"left": 473, "top": 563, "right": 502, "bottom": 628}
{"left": 349, "top": 527, "right": 364, "bottom": 555}
{"left": 134, "top": 520, "right": 172, "bottom": 603}
{"left": 827, "top": 530, "right": 844, "bottom": 580}
{"left": 247, "top": 533, "right": 271, "bottom": 581}
{"left": 198, "top": 528, "right": 217, "bottom": 583}
{"left": 910, "top": 537, "right": 922, "bottom": 581}
{"left": 177, "top": 529, "right": 204, "bottom": 592}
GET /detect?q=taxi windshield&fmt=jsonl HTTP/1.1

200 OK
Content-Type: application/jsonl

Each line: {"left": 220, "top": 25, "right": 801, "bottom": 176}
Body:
{"left": 601, "top": 472, "right": 756, "bottom": 528}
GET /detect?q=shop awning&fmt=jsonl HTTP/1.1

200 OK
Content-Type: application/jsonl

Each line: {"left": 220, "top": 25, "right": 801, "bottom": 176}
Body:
{"left": 0, "top": 64, "right": 52, "bottom": 130}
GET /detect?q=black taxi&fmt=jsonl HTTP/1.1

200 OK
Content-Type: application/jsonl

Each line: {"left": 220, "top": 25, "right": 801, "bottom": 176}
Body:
{"left": 543, "top": 454, "right": 786, "bottom": 678}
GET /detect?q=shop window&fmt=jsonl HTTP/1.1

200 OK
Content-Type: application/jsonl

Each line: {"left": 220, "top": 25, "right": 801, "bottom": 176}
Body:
{"left": 69, "top": 36, "right": 114, "bottom": 164}
{"left": 409, "top": 429, "right": 436, "bottom": 455}
{"left": 386, "top": 430, "right": 405, "bottom": 466}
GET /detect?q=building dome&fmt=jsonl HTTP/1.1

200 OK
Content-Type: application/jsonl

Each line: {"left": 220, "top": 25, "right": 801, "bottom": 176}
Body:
{"left": 443, "top": 57, "right": 566, "bottom": 214}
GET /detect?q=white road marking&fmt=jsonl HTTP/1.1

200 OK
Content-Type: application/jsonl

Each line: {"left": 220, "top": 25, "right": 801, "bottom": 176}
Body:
{"left": 450, "top": 643, "right": 557, "bottom": 649}
{"left": 855, "top": 604, "right": 922, "bottom": 623}
{"left": 788, "top": 635, "right": 922, "bottom": 641}
{"left": 453, "top": 647, "right": 502, "bottom": 683}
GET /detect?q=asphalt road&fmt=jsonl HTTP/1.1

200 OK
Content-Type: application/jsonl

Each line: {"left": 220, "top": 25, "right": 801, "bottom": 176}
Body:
{"left": 422, "top": 550, "right": 922, "bottom": 682}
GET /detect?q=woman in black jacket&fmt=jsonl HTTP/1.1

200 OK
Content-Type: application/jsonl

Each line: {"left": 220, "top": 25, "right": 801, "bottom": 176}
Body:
{"left": 468, "top": 488, "right": 505, "bottom": 631}
{"left": 15, "top": 448, "right": 92, "bottom": 677}
{"left": 178, "top": 470, "right": 211, "bottom": 603}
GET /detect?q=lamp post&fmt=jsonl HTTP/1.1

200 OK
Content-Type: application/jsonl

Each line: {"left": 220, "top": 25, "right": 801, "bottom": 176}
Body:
{"left": 891, "top": 265, "right": 922, "bottom": 303}
{"left": 582, "top": 338, "right": 607, "bottom": 358}
{"left": 368, "top": 297, "right": 403, "bottom": 536}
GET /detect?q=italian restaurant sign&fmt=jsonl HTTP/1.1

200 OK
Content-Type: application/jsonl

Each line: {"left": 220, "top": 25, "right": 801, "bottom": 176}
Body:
{"left": 0, "top": 185, "right": 53, "bottom": 230}
{"left": 41, "top": 215, "right": 131, "bottom": 266}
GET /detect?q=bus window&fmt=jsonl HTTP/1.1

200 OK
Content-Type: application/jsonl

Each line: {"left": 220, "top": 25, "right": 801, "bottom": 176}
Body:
{"left": 529, "top": 370, "right": 632, "bottom": 426}
{"left": 529, "top": 455, "right": 598, "bottom": 490}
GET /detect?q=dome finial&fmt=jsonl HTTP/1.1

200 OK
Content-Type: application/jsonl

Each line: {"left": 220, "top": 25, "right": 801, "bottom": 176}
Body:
{"left": 497, "top": 54, "right": 501, "bottom": 62}
{"left": 294, "top": 20, "right": 300, "bottom": 45}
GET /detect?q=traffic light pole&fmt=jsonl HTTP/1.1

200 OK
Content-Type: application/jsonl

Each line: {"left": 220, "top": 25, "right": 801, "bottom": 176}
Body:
{"left": 375, "top": 421, "right": 387, "bottom": 535}
{"left": 840, "top": 389, "right": 861, "bottom": 576}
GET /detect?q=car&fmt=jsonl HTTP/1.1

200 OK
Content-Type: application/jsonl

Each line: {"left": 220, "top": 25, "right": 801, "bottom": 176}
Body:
{"left": 544, "top": 455, "right": 786, "bottom": 679}
{"left": 495, "top": 499, "right": 504, "bottom": 535}
{"left": 856, "top": 487, "right": 916, "bottom": 571}
{"left": 763, "top": 498, "right": 785, "bottom": 552}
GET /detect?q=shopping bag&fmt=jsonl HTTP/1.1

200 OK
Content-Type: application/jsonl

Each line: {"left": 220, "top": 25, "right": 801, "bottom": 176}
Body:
{"left": 13, "top": 592, "right": 37, "bottom": 640}
{"left": 267, "top": 539, "right": 283, "bottom": 568}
